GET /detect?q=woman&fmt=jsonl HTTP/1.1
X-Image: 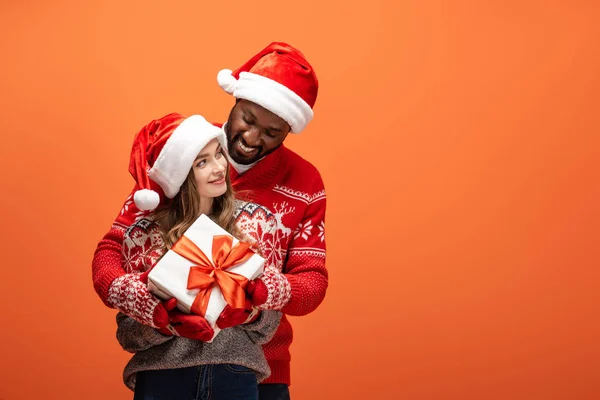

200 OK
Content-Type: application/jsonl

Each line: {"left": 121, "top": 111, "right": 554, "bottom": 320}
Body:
{"left": 103, "top": 112, "right": 282, "bottom": 400}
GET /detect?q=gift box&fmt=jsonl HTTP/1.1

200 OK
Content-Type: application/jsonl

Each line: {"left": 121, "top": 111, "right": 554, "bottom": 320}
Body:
{"left": 147, "top": 214, "right": 264, "bottom": 341}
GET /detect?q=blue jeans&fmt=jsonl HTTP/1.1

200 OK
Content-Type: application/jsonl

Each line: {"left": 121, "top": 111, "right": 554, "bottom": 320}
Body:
{"left": 258, "top": 384, "right": 290, "bottom": 400}
{"left": 134, "top": 364, "right": 258, "bottom": 400}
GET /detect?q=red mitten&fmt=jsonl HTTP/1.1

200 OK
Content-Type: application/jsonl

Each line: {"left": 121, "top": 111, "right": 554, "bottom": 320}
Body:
{"left": 246, "top": 279, "right": 268, "bottom": 307}
{"left": 216, "top": 299, "right": 259, "bottom": 329}
{"left": 246, "top": 266, "right": 292, "bottom": 310}
{"left": 160, "top": 296, "right": 179, "bottom": 312}
{"left": 158, "top": 310, "right": 214, "bottom": 342}
{"left": 107, "top": 272, "right": 170, "bottom": 328}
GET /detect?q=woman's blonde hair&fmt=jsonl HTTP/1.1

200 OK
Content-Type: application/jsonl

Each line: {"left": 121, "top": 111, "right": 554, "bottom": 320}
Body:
{"left": 152, "top": 163, "right": 241, "bottom": 251}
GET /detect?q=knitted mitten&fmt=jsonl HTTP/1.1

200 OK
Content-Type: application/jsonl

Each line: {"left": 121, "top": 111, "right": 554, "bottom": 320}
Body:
{"left": 247, "top": 266, "right": 292, "bottom": 310}
{"left": 106, "top": 270, "right": 170, "bottom": 329}
{"left": 216, "top": 299, "right": 260, "bottom": 329}
{"left": 158, "top": 310, "right": 214, "bottom": 342}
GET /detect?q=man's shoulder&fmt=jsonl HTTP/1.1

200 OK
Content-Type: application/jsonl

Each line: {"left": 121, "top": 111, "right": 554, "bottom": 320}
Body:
{"left": 281, "top": 146, "right": 323, "bottom": 182}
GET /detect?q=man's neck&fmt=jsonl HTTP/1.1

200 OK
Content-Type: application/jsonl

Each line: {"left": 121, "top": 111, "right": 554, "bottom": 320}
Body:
{"left": 229, "top": 157, "right": 259, "bottom": 174}
{"left": 223, "top": 121, "right": 262, "bottom": 174}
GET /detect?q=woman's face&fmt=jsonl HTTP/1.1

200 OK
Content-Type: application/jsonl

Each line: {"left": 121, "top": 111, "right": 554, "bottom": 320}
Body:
{"left": 193, "top": 138, "right": 228, "bottom": 200}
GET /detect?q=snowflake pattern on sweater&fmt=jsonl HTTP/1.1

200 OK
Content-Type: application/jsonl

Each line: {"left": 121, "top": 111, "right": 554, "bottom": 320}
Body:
{"left": 234, "top": 201, "right": 292, "bottom": 310}
{"left": 235, "top": 201, "right": 291, "bottom": 268}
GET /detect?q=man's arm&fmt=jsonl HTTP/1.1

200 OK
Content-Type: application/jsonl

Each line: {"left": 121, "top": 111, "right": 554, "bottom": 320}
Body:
{"left": 249, "top": 178, "right": 329, "bottom": 316}
{"left": 91, "top": 189, "right": 170, "bottom": 328}
{"left": 281, "top": 189, "right": 328, "bottom": 316}
{"left": 92, "top": 225, "right": 127, "bottom": 305}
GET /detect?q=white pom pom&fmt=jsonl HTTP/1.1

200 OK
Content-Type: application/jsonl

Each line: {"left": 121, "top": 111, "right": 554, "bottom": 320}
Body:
{"left": 217, "top": 69, "right": 237, "bottom": 94}
{"left": 133, "top": 189, "right": 160, "bottom": 211}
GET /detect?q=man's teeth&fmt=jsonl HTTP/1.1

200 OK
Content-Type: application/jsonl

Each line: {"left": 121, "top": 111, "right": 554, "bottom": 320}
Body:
{"left": 238, "top": 139, "right": 255, "bottom": 153}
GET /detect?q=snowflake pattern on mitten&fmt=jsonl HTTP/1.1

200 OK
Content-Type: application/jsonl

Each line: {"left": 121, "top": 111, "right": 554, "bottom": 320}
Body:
{"left": 109, "top": 218, "right": 168, "bottom": 328}
{"left": 257, "top": 265, "right": 292, "bottom": 310}
{"left": 107, "top": 273, "right": 163, "bottom": 328}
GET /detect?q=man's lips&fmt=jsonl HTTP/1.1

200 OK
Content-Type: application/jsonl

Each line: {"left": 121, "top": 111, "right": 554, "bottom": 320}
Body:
{"left": 237, "top": 138, "right": 259, "bottom": 155}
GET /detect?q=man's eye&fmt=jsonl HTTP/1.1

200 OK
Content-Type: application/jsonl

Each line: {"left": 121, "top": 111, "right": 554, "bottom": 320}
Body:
{"left": 243, "top": 117, "right": 252, "bottom": 124}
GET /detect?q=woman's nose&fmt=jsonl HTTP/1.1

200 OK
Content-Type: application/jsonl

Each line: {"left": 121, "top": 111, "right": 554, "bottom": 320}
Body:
{"left": 213, "top": 160, "right": 225, "bottom": 173}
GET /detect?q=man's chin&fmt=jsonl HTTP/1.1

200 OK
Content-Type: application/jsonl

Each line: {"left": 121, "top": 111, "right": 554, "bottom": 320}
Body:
{"left": 229, "top": 151, "right": 259, "bottom": 165}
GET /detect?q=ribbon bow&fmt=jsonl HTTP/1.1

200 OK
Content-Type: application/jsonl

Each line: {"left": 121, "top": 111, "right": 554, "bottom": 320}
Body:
{"left": 171, "top": 234, "right": 255, "bottom": 317}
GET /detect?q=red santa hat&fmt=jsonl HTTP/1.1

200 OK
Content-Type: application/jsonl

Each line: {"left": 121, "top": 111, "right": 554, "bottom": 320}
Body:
{"left": 217, "top": 42, "right": 319, "bottom": 133}
{"left": 129, "top": 113, "right": 226, "bottom": 211}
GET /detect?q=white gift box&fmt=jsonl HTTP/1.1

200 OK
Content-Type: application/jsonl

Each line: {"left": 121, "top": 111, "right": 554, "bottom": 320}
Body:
{"left": 147, "top": 214, "right": 264, "bottom": 341}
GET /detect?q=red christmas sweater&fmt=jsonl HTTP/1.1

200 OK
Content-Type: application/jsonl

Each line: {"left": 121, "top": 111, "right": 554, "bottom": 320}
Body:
{"left": 229, "top": 144, "right": 329, "bottom": 385}
{"left": 92, "top": 144, "right": 328, "bottom": 386}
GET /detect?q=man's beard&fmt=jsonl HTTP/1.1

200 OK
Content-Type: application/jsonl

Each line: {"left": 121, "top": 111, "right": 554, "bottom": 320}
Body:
{"left": 225, "top": 120, "right": 261, "bottom": 165}
{"left": 225, "top": 114, "right": 283, "bottom": 165}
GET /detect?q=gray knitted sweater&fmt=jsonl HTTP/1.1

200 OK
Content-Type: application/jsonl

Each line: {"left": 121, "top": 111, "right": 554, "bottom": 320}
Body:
{"left": 116, "top": 310, "right": 282, "bottom": 390}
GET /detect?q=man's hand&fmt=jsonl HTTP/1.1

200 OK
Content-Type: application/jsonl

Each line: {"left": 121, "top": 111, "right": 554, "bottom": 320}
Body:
{"left": 216, "top": 299, "right": 260, "bottom": 329}
{"left": 158, "top": 309, "right": 215, "bottom": 341}
{"left": 107, "top": 271, "right": 170, "bottom": 328}
{"left": 246, "top": 266, "right": 291, "bottom": 310}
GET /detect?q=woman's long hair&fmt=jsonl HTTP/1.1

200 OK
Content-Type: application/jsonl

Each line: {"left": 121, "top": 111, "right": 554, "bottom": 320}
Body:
{"left": 152, "top": 164, "right": 241, "bottom": 251}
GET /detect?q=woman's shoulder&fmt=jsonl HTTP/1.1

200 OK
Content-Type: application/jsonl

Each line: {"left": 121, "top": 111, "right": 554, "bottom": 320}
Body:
{"left": 122, "top": 217, "right": 164, "bottom": 272}
{"left": 123, "top": 217, "right": 164, "bottom": 251}
{"left": 124, "top": 217, "right": 160, "bottom": 237}
{"left": 233, "top": 200, "right": 278, "bottom": 237}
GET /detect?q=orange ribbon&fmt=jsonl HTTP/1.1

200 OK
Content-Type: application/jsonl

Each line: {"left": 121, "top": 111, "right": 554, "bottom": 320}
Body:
{"left": 171, "top": 234, "right": 255, "bottom": 317}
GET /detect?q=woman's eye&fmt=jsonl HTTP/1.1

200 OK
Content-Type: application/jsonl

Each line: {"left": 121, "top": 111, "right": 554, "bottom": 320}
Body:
{"left": 196, "top": 160, "right": 206, "bottom": 167}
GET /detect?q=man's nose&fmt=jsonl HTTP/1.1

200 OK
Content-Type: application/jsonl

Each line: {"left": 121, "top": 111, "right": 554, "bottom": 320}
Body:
{"left": 242, "top": 126, "right": 261, "bottom": 146}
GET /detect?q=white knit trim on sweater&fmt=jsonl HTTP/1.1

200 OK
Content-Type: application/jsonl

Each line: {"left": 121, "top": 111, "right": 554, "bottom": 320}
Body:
{"left": 273, "top": 185, "right": 326, "bottom": 205}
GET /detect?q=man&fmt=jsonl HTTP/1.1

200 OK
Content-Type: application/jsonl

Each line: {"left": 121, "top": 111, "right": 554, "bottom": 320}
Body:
{"left": 216, "top": 42, "right": 328, "bottom": 399}
{"left": 92, "top": 42, "right": 328, "bottom": 400}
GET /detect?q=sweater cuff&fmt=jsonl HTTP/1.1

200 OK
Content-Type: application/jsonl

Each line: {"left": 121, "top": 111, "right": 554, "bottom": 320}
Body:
{"left": 280, "top": 274, "right": 302, "bottom": 315}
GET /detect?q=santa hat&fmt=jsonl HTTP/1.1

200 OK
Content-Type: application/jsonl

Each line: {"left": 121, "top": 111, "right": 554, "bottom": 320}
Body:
{"left": 129, "top": 113, "right": 226, "bottom": 211}
{"left": 217, "top": 42, "right": 318, "bottom": 133}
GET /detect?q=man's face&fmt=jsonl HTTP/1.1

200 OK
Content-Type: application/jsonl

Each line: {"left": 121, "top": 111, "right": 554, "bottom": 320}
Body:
{"left": 225, "top": 99, "right": 291, "bottom": 165}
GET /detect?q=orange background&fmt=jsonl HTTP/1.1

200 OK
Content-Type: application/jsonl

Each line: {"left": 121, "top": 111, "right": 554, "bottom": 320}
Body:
{"left": 0, "top": 1, "right": 599, "bottom": 399}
